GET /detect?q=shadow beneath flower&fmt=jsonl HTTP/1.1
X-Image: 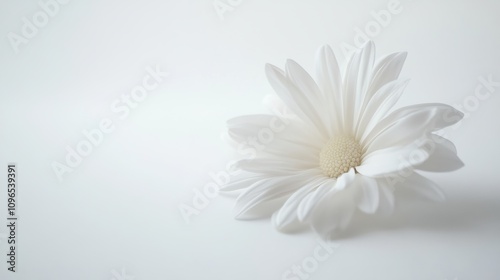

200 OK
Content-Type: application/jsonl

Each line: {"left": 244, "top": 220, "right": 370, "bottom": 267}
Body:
{"left": 223, "top": 184, "right": 500, "bottom": 240}
{"left": 333, "top": 188, "right": 500, "bottom": 240}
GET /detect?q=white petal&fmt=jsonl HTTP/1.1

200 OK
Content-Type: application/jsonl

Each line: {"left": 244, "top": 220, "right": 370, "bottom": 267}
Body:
{"left": 297, "top": 179, "right": 336, "bottom": 222}
{"left": 234, "top": 170, "right": 322, "bottom": 218}
{"left": 228, "top": 116, "right": 322, "bottom": 164}
{"left": 354, "top": 174, "right": 379, "bottom": 214}
{"left": 304, "top": 169, "right": 357, "bottom": 238}
{"left": 274, "top": 176, "right": 327, "bottom": 230}
{"left": 352, "top": 41, "right": 376, "bottom": 129}
{"left": 262, "top": 140, "right": 320, "bottom": 166}
{"left": 315, "top": 45, "right": 343, "bottom": 136}
{"left": 367, "top": 51, "right": 407, "bottom": 95}
{"left": 355, "top": 51, "right": 407, "bottom": 139}
{"left": 309, "top": 183, "right": 357, "bottom": 239}
{"left": 397, "top": 172, "right": 446, "bottom": 201}
{"left": 285, "top": 59, "right": 336, "bottom": 138}
{"left": 356, "top": 139, "right": 431, "bottom": 177}
{"left": 235, "top": 158, "right": 316, "bottom": 175}
{"left": 285, "top": 60, "right": 323, "bottom": 109}
{"left": 342, "top": 42, "right": 375, "bottom": 134}
{"left": 219, "top": 174, "right": 264, "bottom": 192}
{"left": 299, "top": 169, "right": 355, "bottom": 221}
{"left": 262, "top": 94, "right": 299, "bottom": 122}
{"left": 415, "top": 134, "right": 464, "bottom": 172}
{"left": 265, "top": 63, "right": 329, "bottom": 140}
{"left": 227, "top": 114, "right": 276, "bottom": 143}
{"left": 362, "top": 103, "right": 464, "bottom": 154}
{"left": 356, "top": 79, "right": 409, "bottom": 139}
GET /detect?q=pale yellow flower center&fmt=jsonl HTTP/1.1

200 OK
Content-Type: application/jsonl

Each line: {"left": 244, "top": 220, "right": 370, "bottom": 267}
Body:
{"left": 319, "top": 135, "right": 363, "bottom": 178}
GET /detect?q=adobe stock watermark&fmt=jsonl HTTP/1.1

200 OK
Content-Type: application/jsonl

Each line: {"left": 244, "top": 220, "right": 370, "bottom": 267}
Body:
{"left": 213, "top": 0, "right": 244, "bottom": 20}
{"left": 110, "top": 267, "right": 134, "bottom": 280}
{"left": 51, "top": 65, "right": 169, "bottom": 182}
{"left": 282, "top": 239, "right": 340, "bottom": 280}
{"left": 451, "top": 74, "right": 500, "bottom": 129}
{"left": 178, "top": 101, "right": 295, "bottom": 224}
{"left": 7, "top": 0, "right": 70, "bottom": 54}
{"left": 339, "top": 0, "right": 403, "bottom": 58}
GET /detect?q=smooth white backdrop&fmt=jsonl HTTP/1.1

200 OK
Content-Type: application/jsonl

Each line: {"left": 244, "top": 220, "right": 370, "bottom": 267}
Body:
{"left": 1, "top": 0, "right": 499, "bottom": 279}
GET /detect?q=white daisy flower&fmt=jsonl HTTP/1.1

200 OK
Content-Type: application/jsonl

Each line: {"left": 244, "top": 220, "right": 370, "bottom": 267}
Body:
{"left": 222, "top": 41, "right": 464, "bottom": 239}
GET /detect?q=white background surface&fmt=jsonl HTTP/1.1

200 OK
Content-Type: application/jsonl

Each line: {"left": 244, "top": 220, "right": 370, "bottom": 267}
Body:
{"left": 1, "top": 0, "right": 500, "bottom": 279}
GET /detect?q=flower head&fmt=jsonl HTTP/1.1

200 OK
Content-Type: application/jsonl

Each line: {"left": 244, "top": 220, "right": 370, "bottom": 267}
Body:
{"left": 222, "top": 41, "right": 464, "bottom": 239}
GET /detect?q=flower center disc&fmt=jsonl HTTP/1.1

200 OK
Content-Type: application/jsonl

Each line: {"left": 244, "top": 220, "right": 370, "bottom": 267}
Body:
{"left": 319, "top": 135, "right": 362, "bottom": 178}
